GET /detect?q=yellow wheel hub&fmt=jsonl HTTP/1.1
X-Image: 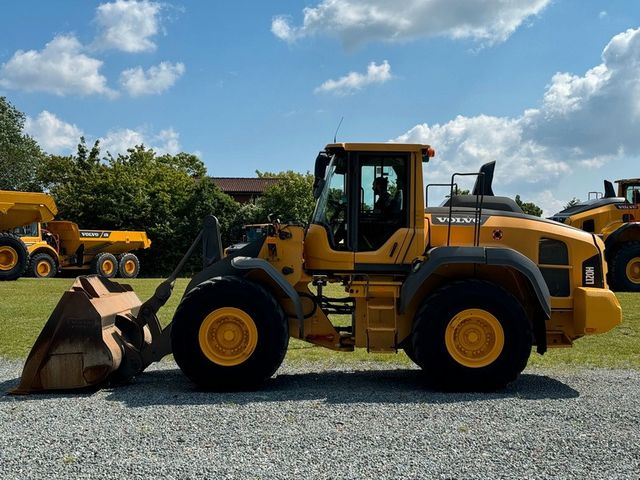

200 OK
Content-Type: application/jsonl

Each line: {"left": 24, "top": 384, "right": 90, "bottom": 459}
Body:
{"left": 124, "top": 259, "right": 136, "bottom": 275}
{"left": 625, "top": 257, "right": 640, "bottom": 284}
{"left": 101, "top": 259, "right": 114, "bottom": 275}
{"left": 0, "top": 246, "right": 18, "bottom": 271}
{"left": 36, "top": 260, "right": 51, "bottom": 277}
{"left": 445, "top": 309, "right": 505, "bottom": 368}
{"left": 198, "top": 307, "right": 258, "bottom": 366}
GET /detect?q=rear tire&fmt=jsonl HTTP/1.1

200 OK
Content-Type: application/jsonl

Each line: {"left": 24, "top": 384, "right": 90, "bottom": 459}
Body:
{"left": 30, "top": 252, "right": 57, "bottom": 278}
{"left": 91, "top": 253, "right": 118, "bottom": 278}
{"left": 0, "top": 233, "right": 28, "bottom": 281}
{"left": 118, "top": 253, "right": 140, "bottom": 278}
{"left": 411, "top": 279, "right": 532, "bottom": 391}
{"left": 171, "top": 276, "right": 289, "bottom": 390}
{"left": 609, "top": 241, "right": 640, "bottom": 292}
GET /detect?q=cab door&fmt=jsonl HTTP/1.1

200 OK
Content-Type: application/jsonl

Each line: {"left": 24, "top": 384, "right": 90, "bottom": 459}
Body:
{"left": 304, "top": 154, "right": 355, "bottom": 272}
{"left": 353, "top": 152, "right": 413, "bottom": 270}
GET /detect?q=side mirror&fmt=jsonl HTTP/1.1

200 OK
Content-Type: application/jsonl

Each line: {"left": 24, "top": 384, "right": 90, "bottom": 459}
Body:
{"left": 313, "top": 152, "right": 331, "bottom": 200}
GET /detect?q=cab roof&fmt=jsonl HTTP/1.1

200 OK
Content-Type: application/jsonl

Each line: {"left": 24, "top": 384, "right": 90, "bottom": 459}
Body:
{"left": 325, "top": 142, "right": 431, "bottom": 153}
{"left": 615, "top": 178, "right": 640, "bottom": 184}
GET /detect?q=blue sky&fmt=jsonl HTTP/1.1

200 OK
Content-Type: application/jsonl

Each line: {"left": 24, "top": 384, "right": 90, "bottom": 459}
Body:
{"left": 1, "top": 0, "right": 639, "bottom": 214}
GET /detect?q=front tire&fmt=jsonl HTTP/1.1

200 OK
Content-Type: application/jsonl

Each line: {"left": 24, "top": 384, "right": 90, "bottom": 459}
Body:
{"left": 609, "top": 241, "right": 640, "bottom": 292}
{"left": 411, "top": 279, "right": 532, "bottom": 391}
{"left": 30, "top": 252, "right": 57, "bottom": 278}
{"left": 171, "top": 276, "right": 289, "bottom": 390}
{"left": 0, "top": 233, "right": 28, "bottom": 281}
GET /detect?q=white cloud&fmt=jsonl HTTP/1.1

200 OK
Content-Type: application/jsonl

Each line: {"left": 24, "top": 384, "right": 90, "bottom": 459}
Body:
{"left": 100, "top": 127, "right": 181, "bottom": 156}
{"left": 315, "top": 60, "right": 391, "bottom": 95}
{"left": 599, "top": 11, "right": 608, "bottom": 19}
{"left": 94, "top": 0, "right": 162, "bottom": 53}
{"left": 272, "top": 0, "right": 550, "bottom": 48}
{"left": 0, "top": 35, "right": 116, "bottom": 97}
{"left": 120, "top": 62, "right": 185, "bottom": 96}
{"left": 396, "top": 27, "right": 640, "bottom": 215}
{"left": 24, "top": 111, "right": 83, "bottom": 154}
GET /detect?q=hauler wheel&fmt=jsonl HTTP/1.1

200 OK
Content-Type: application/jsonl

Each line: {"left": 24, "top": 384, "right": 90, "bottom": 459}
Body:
{"left": 30, "top": 252, "right": 57, "bottom": 278}
{"left": 91, "top": 253, "right": 118, "bottom": 278}
{"left": 0, "top": 233, "right": 28, "bottom": 281}
{"left": 118, "top": 253, "right": 140, "bottom": 278}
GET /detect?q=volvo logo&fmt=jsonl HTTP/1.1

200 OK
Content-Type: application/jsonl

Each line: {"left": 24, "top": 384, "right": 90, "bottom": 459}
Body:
{"left": 432, "top": 215, "right": 489, "bottom": 226}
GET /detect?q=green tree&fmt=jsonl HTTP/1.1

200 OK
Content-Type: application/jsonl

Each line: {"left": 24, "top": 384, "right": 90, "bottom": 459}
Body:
{"left": 41, "top": 143, "right": 240, "bottom": 275}
{"left": 0, "top": 97, "right": 45, "bottom": 191}
{"left": 256, "top": 170, "right": 315, "bottom": 224}
{"left": 515, "top": 195, "right": 543, "bottom": 217}
{"left": 564, "top": 197, "right": 581, "bottom": 209}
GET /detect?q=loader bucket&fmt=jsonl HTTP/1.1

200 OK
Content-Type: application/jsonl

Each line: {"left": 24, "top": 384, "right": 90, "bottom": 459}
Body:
{"left": 12, "top": 276, "right": 149, "bottom": 394}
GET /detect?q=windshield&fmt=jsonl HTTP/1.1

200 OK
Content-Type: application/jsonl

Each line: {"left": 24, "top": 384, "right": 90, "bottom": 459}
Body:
{"left": 311, "top": 156, "right": 348, "bottom": 248}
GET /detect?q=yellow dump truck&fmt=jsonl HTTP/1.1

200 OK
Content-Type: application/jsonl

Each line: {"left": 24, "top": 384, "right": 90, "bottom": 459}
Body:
{"left": 0, "top": 190, "right": 58, "bottom": 281}
{"left": 14, "top": 220, "right": 151, "bottom": 278}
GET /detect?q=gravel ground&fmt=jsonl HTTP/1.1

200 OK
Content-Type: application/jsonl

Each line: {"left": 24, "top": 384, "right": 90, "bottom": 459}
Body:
{"left": 0, "top": 360, "right": 638, "bottom": 480}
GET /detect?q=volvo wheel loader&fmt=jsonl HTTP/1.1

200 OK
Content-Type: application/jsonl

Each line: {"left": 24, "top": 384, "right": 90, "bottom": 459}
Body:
{"left": 0, "top": 190, "right": 58, "bottom": 281}
{"left": 12, "top": 143, "right": 622, "bottom": 394}
{"left": 549, "top": 178, "right": 640, "bottom": 291}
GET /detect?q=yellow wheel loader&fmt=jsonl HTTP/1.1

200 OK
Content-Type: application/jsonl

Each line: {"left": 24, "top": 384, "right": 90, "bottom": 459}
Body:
{"left": 13, "top": 220, "right": 151, "bottom": 279}
{"left": 13, "top": 143, "right": 622, "bottom": 394}
{"left": 0, "top": 190, "right": 58, "bottom": 281}
{"left": 549, "top": 178, "right": 640, "bottom": 291}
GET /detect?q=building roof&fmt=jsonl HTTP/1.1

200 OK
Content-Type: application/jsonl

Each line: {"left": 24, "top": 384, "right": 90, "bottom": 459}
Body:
{"left": 210, "top": 177, "right": 281, "bottom": 194}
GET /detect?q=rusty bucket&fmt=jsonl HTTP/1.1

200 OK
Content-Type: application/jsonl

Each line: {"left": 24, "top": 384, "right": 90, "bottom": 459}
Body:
{"left": 11, "top": 276, "right": 167, "bottom": 394}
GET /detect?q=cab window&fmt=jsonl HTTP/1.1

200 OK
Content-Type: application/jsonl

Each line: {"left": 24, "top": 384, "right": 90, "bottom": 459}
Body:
{"left": 357, "top": 154, "right": 408, "bottom": 251}
{"left": 624, "top": 185, "right": 640, "bottom": 204}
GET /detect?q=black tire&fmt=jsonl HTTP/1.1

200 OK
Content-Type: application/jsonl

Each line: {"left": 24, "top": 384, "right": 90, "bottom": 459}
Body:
{"left": 91, "top": 252, "right": 118, "bottom": 278}
{"left": 411, "top": 279, "right": 532, "bottom": 391}
{"left": 401, "top": 340, "right": 419, "bottom": 365}
{"left": 118, "top": 253, "right": 140, "bottom": 278}
{"left": 609, "top": 241, "right": 640, "bottom": 292}
{"left": 171, "top": 276, "right": 289, "bottom": 390}
{"left": 30, "top": 252, "right": 57, "bottom": 278}
{"left": 0, "top": 232, "right": 28, "bottom": 281}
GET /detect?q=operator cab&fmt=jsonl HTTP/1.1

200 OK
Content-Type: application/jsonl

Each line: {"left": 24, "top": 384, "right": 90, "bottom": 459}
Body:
{"left": 306, "top": 143, "right": 434, "bottom": 272}
{"left": 616, "top": 179, "right": 640, "bottom": 204}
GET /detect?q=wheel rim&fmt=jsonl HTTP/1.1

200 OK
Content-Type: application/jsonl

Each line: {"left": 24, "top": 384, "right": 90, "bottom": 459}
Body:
{"left": 36, "top": 260, "right": 51, "bottom": 277}
{"left": 445, "top": 308, "right": 505, "bottom": 368}
{"left": 0, "top": 246, "right": 18, "bottom": 271}
{"left": 124, "top": 259, "right": 136, "bottom": 275}
{"left": 198, "top": 307, "right": 258, "bottom": 366}
{"left": 625, "top": 257, "right": 640, "bottom": 284}
{"left": 101, "top": 259, "right": 114, "bottom": 275}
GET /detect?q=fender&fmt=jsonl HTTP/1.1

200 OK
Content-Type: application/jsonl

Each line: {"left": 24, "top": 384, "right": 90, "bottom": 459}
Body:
{"left": 183, "top": 238, "right": 304, "bottom": 336}
{"left": 400, "top": 246, "right": 551, "bottom": 353}
{"left": 231, "top": 256, "right": 305, "bottom": 337}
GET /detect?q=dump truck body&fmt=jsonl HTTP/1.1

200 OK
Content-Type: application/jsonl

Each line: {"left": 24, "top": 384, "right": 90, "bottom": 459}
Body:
{"left": 15, "top": 220, "right": 151, "bottom": 278}
{"left": 549, "top": 178, "right": 640, "bottom": 291}
{"left": 0, "top": 190, "right": 58, "bottom": 281}
{"left": 15, "top": 143, "right": 622, "bottom": 394}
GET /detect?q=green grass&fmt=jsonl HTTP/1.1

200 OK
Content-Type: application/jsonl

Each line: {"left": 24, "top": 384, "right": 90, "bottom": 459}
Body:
{"left": 0, "top": 279, "right": 637, "bottom": 370}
